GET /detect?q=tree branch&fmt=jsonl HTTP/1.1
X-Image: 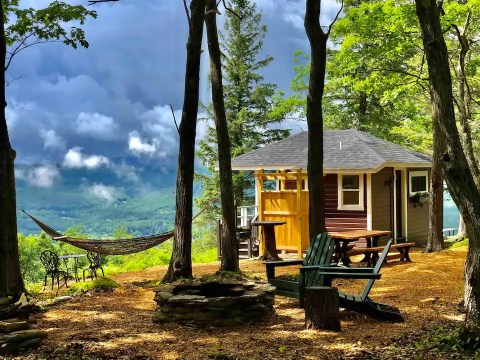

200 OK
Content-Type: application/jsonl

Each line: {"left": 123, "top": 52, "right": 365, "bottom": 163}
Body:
{"left": 326, "top": 0, "right": 343, "bottom": 38}
{"left": 170, "top": 104, "right": 180, "bottom": 134}
{"left": 221, "top": 0, "right": 241, "bottom": 19}
{"left": 183, "top": 0, "right": 192, "bottom": 30}
{"left": 88, "top": 0, "right": 119, "bottom": 5}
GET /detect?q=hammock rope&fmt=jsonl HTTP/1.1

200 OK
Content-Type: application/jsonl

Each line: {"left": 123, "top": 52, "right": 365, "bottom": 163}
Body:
{"left": 22, "top": 210, "right": 174, "bottom": 255}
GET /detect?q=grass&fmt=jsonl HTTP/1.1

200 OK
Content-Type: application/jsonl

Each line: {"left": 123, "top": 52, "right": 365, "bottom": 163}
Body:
{"left": 65, "top": 277, "right": 119, "bottom": 295}
{"left": 444, "top": 236, "right": 469, "bottom": 249}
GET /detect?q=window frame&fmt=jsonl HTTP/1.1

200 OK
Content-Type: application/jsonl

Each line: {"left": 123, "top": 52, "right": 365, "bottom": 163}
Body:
{"left": 337, "top": 174, "right": 365, "bottom": 211}
{"left": 409, "top": 170, "right": 429, "bottom": 196}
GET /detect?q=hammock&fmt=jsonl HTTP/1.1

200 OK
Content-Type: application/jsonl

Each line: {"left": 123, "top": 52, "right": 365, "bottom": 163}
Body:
{"left": 22, "top": 210, "right": 174, "bottom": 255}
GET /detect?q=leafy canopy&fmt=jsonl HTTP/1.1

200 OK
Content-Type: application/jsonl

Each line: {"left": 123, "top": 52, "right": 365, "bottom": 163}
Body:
{"left": 3, "top": 0, "right": 97, "bottom": 71}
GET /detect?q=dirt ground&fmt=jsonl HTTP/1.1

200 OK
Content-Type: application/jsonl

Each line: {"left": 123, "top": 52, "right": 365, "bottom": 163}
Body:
{"left": 18, "top": 247, "right": 468, "bottom": 359}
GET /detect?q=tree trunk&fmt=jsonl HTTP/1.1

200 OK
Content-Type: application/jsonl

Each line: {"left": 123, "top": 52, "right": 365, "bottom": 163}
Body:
{"left": 415, "top": 0, "right": 480, "bottom": 335}
{"left": 304, "top": 286, "right": 340, "bottom": 331}
{"left": 0, "top": 4, "right": 24, "bottom": 298}
{"left": 205, "top": 0, "right": 239, "bottom": 272}
{"left": 426, "top": 158, "right": 443, "bottom": 252}
{"left": 456, "top": 30, "right": 480, "bottom": 190}
{"left": 163, "top": 0, "right": 206, "bottom": 282}
{"left": 304, "top": 0, "right": 327, "bottom": 240}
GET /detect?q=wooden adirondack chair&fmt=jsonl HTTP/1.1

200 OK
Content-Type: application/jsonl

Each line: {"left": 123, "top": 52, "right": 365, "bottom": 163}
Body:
{"left": 300, "top": 239, "right": 404, "bottom": 322}
{"left": 264, "top": 232, "right": 335, "bottom": 306}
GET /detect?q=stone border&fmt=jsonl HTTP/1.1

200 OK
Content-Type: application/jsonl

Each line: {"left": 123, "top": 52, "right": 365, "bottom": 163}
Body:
{"left": 153, "top": 281, "right": 275, "bottom": 327}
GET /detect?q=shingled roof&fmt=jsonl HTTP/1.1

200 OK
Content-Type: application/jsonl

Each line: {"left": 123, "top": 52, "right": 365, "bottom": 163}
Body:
{"left": 231, "top": 129, "right": 431, "bottom": 172}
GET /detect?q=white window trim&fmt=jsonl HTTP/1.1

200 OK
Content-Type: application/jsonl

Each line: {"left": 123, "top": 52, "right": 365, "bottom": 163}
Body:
{"left": 409, "top": 170, "right": 429, "bottom": 196}
{"left": 337, "top": 174, "right": 365, "bottom": 211}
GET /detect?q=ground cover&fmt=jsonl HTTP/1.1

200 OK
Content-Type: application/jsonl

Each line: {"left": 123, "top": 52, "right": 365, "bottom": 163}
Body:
{"left": 20, "top": 247, "right": 469, "bottom": 359}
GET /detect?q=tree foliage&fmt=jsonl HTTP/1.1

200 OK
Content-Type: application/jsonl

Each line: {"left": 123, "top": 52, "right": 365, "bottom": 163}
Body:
{"left": 4, "top": 0, "right": 97, "bottom": 72}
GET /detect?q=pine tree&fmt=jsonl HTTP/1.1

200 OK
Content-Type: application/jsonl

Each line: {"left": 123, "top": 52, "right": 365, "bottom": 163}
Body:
{"left": 197, "top": 0, "right": 289, "bottom": 221}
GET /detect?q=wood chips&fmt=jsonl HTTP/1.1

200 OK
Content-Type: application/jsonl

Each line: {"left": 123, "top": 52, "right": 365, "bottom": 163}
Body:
{"left": 20, "top": 247, "right": 467, "bottom": 359}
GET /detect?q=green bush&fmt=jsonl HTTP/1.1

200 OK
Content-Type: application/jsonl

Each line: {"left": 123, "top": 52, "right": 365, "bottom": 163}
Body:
{"left": 415, "top": 324, "right": 480, "bottom": 358}
{"left": 18, "top": 232, "right": 55, "bottom": 283}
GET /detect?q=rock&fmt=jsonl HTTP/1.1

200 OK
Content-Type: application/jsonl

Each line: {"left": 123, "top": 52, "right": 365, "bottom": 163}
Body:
{"left": 192, "top": 311, "right": 216, "bottom": 321}
{"left": 154, "top": 291, "right": 173, "bottom": 302}
{"left": 152, "top": 310, "right": 169, "bottom": 323}
{"left": 203, "top": 297, "right": 231, "bottom": 308}
{"left": 168, "top": 295, "right": 208, "bottom": 304}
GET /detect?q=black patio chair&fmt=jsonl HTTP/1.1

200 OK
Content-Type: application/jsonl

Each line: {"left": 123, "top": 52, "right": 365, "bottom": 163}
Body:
{"left": 83, "top": 251, "right": 105, "bottom": 282}
{"left": 40, "top": 250, "right": 69, "bottom": 290}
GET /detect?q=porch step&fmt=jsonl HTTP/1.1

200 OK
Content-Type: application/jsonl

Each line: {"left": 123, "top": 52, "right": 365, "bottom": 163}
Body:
{"left": 238, "top": 240, "right": 258, "bottom": 259}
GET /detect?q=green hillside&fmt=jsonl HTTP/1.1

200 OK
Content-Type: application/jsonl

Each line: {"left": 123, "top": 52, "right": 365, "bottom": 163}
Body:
{"left": 16, "top": 164, "right": 178, "bottom": 236}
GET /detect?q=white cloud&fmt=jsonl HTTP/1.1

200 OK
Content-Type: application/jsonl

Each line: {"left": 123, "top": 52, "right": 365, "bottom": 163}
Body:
{"left": 280, "top": 0, "right": 341, "bottom": 30}
{"left": 110, "top": 161, "right": 140, "bottom": 183}
{"left": 88, "top": 183, "right": 117, "bottom": 204}
{"left": 76, "top": 112, "right": 119, "bottom": 140}
{"left": 5, "top": 100, "right": 34, "bottom": 130}
{"left": 126, "top": 105, "right": 180, "bottom": 159}
{"left": 40, "top": 129, "right": 66, "bottom": 150}
{"left": 62, "top": 147, "right": 110, "bottom": 169}
{"left": 128, "top": 131, "right": 157, "bottom": 156}
{"left": 16, "top": 165, "right": 60, "bottom": 188}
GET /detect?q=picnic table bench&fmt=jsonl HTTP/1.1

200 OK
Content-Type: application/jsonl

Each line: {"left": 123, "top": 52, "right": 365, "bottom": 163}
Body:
{"left": 347, "top": 242, "right": 414, "bottom": 266}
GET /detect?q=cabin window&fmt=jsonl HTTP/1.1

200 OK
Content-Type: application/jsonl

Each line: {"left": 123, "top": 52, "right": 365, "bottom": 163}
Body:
{"left": 409, "top": 171, "right": 429, "bottom": 195}
{"left": 337, "top": 174, "right": 364, "bottom": 211}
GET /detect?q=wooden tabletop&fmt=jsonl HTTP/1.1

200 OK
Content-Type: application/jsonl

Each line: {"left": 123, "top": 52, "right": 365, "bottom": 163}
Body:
{"left": 328, "top": 229, "right": 391, "bottom": 240}
{"left": 251, "top": 221, "right": 286, "bottom": 227}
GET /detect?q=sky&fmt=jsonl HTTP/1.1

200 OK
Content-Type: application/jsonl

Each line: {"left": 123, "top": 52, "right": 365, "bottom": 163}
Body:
{"left": 8, "top": 0, "right": 342, "bottom": 199}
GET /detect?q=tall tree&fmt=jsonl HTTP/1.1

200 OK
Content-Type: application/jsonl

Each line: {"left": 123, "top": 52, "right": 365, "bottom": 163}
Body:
{"left": 197, "top": 0, "right": 289, "bottom": 221}
{"left": 414, "top": 0, "right": 480, "bottom": 334}
{"left": 204, "top": 0, "right": 238, "bottom": 272}
{"left": 444, "top": 0, "right": 480, "bottom": 188}
{"left": 0, "top": 0, "right": 96, "bottom": 299}
{"left": 163, "top": 0, "right": 206, "bottom": 281}
{"left": 294, "top": 1, "right": 446, "bottom": 250}
{"left": 304, "top": 0, "right": 342, "bottom": 240}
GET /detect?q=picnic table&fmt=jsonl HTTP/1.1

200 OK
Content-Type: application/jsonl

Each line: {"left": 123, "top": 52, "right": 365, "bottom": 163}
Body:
{"left": 58, "top": 254, "right": 87, "bottom": 282}
{"left": 251, "top": 220, "right": 286, "bottom": 261}
{"left": 328, "top": 230, "right": 391, "bottom": 267}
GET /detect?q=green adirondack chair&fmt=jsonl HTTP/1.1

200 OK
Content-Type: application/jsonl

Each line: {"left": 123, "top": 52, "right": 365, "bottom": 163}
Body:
{"left": 264, "top": 232, "right": 335, "bottom": 306}
{"left": 300, "top": 239, "right": 404, "bottom": 322}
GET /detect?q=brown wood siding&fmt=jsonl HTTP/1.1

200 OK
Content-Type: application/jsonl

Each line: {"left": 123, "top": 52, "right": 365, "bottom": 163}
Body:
{"left": 407, "top": 168, "right": 430, "bottom": 244}
{"left": 324, "top": 174, "right": 367, "bottom": 232}
{"left": 371, "top": 168, "right": 393, "bottom": 233}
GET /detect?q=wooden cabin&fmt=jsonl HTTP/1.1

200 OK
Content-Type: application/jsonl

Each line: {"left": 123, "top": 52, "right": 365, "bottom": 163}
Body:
{"left": 231, "top": 129, "right": 433, "bottom": 257}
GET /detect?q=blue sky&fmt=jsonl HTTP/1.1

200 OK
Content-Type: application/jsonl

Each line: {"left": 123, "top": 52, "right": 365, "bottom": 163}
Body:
{"left": 8, "top": 0, "right": 341, "bottom": 201}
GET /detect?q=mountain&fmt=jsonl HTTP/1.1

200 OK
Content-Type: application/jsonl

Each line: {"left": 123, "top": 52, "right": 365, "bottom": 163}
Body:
{"left": 15, "top": 162, "right": 180, "bottom": 236}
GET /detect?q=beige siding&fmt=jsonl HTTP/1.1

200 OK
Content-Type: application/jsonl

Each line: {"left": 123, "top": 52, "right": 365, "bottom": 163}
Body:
{"left": 406, "top": 168, "right": 430, "bottom": 245}
{"left": 371, "top": 167, "right": 393, "bottom": 233}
